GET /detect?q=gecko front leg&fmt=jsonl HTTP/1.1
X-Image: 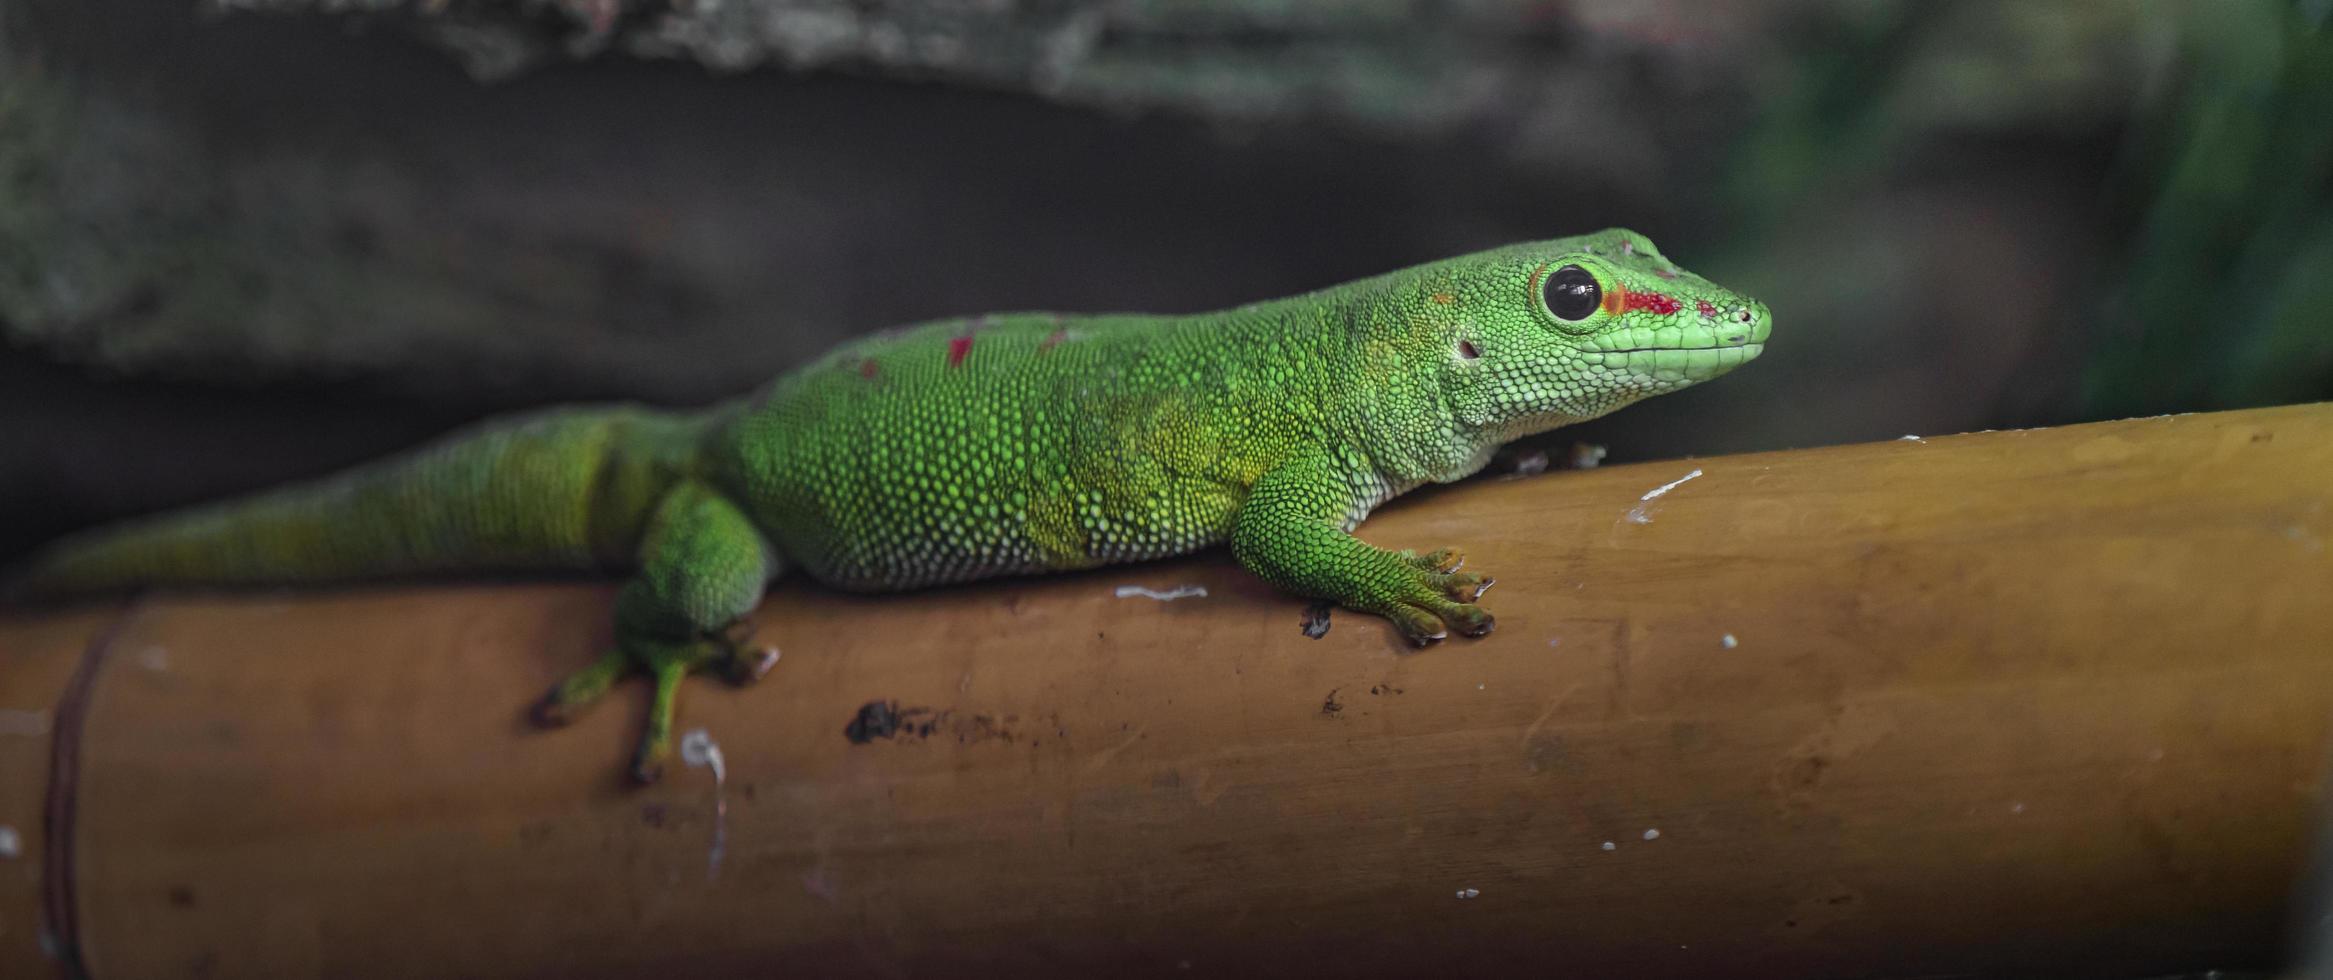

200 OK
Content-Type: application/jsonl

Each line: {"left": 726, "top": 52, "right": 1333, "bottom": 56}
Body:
{"left": 1231, "top": 455, "right": 1494, "bottom": 644}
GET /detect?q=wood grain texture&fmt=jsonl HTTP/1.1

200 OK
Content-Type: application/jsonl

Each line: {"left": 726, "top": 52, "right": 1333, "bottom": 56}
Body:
{"left": 3, "top": 404, "right": 2330, "bottom": 979}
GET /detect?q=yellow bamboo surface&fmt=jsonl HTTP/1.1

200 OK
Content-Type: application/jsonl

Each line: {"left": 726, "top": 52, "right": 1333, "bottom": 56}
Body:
{"left": 3, "top": 404, "right": 2330, "bottom": 978}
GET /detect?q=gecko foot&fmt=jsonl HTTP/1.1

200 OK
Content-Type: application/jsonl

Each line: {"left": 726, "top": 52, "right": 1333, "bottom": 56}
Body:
{"left": 1374, "top": 548, "right": 1496, "bottom": 645}
{"left": 531, "top": 628, "right": 776, "bottom": 783}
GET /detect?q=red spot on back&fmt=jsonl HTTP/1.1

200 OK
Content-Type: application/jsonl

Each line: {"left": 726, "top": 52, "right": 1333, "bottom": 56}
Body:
{"left": 1622, "top": 290, "right": 1682, "bottom": 315}
{"left": 1696, "top": 299, "right": 1717, "bottom": 318}
{"left": 947, "top": 336, "right": 974, "bottom": 367}
{"left": 858, "top": 358, "right": 880, "bottom": 379}
{"left": 1039, "top": 328, "right": 1069, "bottom": 351}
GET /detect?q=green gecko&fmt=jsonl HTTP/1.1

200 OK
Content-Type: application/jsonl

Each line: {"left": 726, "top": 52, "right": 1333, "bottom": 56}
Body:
{"left": 10, "top": 229, "right": 1770, "bottom": 780}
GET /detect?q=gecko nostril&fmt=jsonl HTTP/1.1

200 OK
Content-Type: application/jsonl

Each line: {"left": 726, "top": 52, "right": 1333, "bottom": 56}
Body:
{"left": 1457, "top": 339, "right": 1481, "bottom": 360}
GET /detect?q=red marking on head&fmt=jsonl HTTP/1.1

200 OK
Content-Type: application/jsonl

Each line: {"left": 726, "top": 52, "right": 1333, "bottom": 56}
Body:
{"left": 1039, "top": 328, "right": 1069, "bottom": 352}
{"left": 1430, "top": 292, "right": 1454, "bottom": 306}
{"left": 1622, "top": 290, "right": 1682, "bottom": 316}
{"left": 947, "top": 336, "right": 974, "bottom": 367}
{"left": 1526, "top": 263, "right": 1550, "bottom": 298}
{"left": 858, "top": 358, "right": 880, "bottom": 379}
{"left": 1695, "top": 299, "right": 1717, "bottom": 318}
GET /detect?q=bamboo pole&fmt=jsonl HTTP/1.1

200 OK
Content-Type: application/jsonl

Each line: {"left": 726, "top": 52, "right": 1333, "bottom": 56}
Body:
{"left": 4, "top": 404, "right": 2331, "bottom": 979}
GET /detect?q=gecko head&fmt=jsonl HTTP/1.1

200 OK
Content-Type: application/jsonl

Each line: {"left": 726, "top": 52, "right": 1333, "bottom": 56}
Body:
{"left": 1434, "top": 228, "right": 1770, "bottom": 439}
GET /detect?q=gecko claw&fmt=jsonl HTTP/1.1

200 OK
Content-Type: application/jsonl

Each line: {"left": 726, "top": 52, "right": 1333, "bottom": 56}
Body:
{"left": 726, "top": 645, "right": 782, "bottom": 684}
{"left": 631, "top": 757, "right": 666, "bottom": 785}
{"left": 532, "top": 691, "right": 580, "bottom": 728}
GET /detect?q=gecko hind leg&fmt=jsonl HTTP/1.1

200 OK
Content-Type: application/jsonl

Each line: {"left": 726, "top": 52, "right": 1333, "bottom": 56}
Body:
{"left": 529, "top": 480, "right": 782, "bottom": 783}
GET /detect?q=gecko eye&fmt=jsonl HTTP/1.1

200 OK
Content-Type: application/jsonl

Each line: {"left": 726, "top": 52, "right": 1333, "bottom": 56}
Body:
{"left": 1544, "top": 265, "right": 1600, "bottom": 321}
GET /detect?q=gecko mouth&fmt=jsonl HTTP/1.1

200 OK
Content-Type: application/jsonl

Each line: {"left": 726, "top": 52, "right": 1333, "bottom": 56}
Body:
{"left": 1589, "top": 343, "right": 1763, "bottom": 381}
{"left": 1606, "top": 343, "right": 1763, "bottom": 354}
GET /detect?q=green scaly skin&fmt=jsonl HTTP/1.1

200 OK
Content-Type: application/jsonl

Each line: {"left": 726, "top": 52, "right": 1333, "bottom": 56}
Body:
{"left": 10, "top": 229, "right": 1771, "bottom": 781}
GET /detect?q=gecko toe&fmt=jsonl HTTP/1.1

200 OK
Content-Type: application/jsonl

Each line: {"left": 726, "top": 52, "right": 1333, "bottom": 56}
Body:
{"left": 1453, "top": 606, "right": 1495, "bottom": 637}
{"left": 533, "top": 648, "right": 629, "bottom": 727}
{"left": 1433, "top": 570, "right": 1494, "bottom": 602}
{"left": 1406, "top": 547, "right": 1468, "bottom": 573}
{"left": 1407, "top": 585, "right": 1494, "bottom": 639}
{"left": 1385, "top": 603, "right": 1449, "bottom": 644}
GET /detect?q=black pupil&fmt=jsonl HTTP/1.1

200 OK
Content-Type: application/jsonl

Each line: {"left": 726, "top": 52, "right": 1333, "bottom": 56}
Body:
{"left": 1545, "top": 265, "right": 1600, "bottom": 321}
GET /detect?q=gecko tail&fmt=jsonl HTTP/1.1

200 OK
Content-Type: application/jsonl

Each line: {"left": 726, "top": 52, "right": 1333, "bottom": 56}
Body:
{"left": 5, "top": 406, "right": 709, "bottom": 604}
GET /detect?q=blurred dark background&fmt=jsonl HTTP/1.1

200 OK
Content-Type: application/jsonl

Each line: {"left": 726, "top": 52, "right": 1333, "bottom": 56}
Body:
{"left": 3, "top": 0, "right": 2329, "bottom": 563}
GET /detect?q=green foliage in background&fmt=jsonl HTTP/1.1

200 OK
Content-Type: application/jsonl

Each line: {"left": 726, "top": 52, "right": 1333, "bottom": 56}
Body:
{"left": 1720, "top": 0, "right": 2331, "bottom": 422}
{"left": 2088, "top": 0, "right": 2333, "bottom": 417}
